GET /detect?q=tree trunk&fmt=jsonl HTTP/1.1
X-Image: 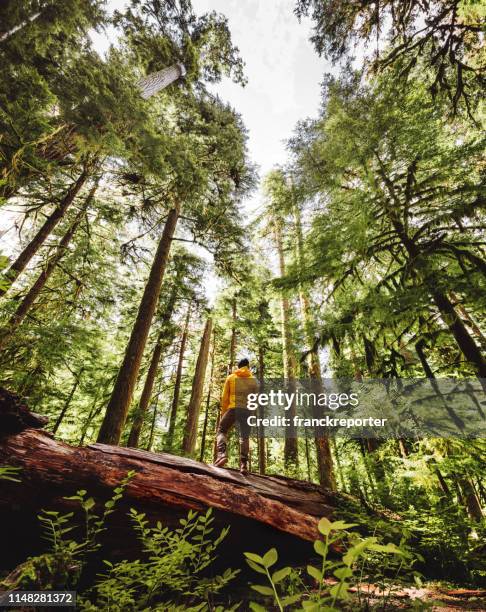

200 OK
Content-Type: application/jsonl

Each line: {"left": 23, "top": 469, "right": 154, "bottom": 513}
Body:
{"left": 166, "top": 303, "right": 191, "bottom": 451}
{"left": 257, "top": 344, "right": 266, "bottom": 475}
{"left": 449, "top": 291, "right": 486, "bottom": 346}
{"left": 126, "top": 336, "right": 164, "bottom": 449}
{"left": 458, "top": 476, "right": 484, "bottom": 522}
{"left": 126, "top": 286, "right": 180, "bottom": 448}
{"left": 97, "top": 203, "right": 180, "bottom": 445}
{"left": 0, "top": 184, "right": 98, "bottom": 347}
{"left": 199, "top": 330, "right": 216, "bottom": 462}
{"left": 0, "top": 10, "right": 43, "bottom": 42}
{"left": 228, "top": 296, "right": 237, "bottom": 373}
{"left": 293, "top": 198, "right": 335, "bottom": 489}
{"left": 274, "top": 218, "right": 298, "bottom": 467}
{"left": 182, "top": 318, "right": 213, "bottom": 455}
{"left": 0, "top": 169, "right": 89, "bottom": 297}
{"left": 431, "top": 289, "right": 486, "bottom": 380}
{"left": 52, "top": 369, "right": 84, "bottom": 434}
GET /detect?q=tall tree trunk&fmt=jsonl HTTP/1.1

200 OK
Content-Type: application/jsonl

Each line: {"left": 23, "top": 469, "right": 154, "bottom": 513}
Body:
{"left": 332, "top": 439, "right": 348, "bottom": 493}
{"left": 78, "top": 377, "right": 112, "bottom": 446}
{"left": 458, "top": 476, "right": 483, "bottom": 522}
{"left": 126, "top": 285, "right": 180, "bottom": 448}
{"left": 228, "top": 296, "right": 237, "bottom": 373}
{"left": 450, "top": 293, "right": 486, "bottom": 347}
{"left": 199, "top": 330, "right": 216, "bottom": 462}
{"left": 0, "top": 169, "right": 89, "bottom": 297}
{"left": 293, "top": 198, "right": 336, "bottom": 489}
{"left": 417, "top": 342, "right": 482, "bottom": 518}
{"left": 0, "top": 9, "right": 43, "bottom": 42}
{"left": 182, "top": 318, "right": 213, "bottom": 455}
{"left": 431, "top": 289, "right": 486, "bottom": 380}
{"left": 257, "top": 344, "right": 266, "bottom": 475}
{"left": 146, "top": 390, "right": 161, "bottom": 452}
{"left": 0, "top": 183, "right": 98, "bottom": 347}
{"left": 52, "top": 368, "right": 84, "bottom": 434}
{"left": 126, "top": 335, "right": 164, "bottom": 449}
{"left": 274, "top": 218, "right": 298, "bottom": 468}
{"left": 97, "top": 202, "right": 180, "bottom": 445}
{"left": 166, "top": 303, "right": 191, "bottom": 451}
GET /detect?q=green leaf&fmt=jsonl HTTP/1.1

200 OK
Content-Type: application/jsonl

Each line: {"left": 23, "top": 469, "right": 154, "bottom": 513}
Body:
{"left": 368, "top": 542, "right": 407, "bottom": 555}
{"left": 249, "top": 603, "right": 266, "bottom": 612}
{"left": 262, "top": 548, "right": 278, "bottom": 568}
{"left": 318, "top": 517, "right": 333, "bottom": 535}
{"left": 329, "top": 582, "right": 350, "bottom": 600}
{"left": 251, "top": 584, "right": 274, "bottom": 596}
{"left": 334, "top": 566, "right": 353, "bottom": 580}
{"left": 244, "top": 552, "right": 264, "bottom": 565}
{"left": 314, "top": 539, "right": 327, "bottom": 556}
{"left": 307, "top": 565, "right": 322, "bottom": 581}
{"left": 246, "top": 559, "right": 267, "bottom": 575}
{"left": 280, "top": 594, "right": 302, "bottom": 606}
{"left": 84, "top": 497, "right": 96, "bottom": 511}
{"left": 302, "top": 601, "right": 320, "bottom": 611}
{"left": 328, "top": 521, "right": 357, "bottom": 531}
{"left": 343, "top": 538, "right": 377, "bottom": 565}
{"left": 272, "top": 566, "right": 291, "bottom": 583}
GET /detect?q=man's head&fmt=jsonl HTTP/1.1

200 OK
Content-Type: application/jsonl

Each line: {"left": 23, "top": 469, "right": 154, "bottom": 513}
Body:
{"left": 237, "top": 358, "right": 250, "bottom": 369}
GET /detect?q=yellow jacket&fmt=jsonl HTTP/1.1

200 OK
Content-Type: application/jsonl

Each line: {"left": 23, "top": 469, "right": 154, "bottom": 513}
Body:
{"left": 220, "top": 366, "right": 258, "bottom": 414}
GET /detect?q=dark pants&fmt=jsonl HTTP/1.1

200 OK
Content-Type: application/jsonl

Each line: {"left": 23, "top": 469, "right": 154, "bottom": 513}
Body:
{"left": 216, "top": 408, "right": 251, "bottom": 464}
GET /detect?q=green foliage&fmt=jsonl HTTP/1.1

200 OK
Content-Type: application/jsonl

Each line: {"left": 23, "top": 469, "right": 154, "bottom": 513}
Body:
{"left": 2, "top": 472, "right": 134, "bottom": 592}
{"left": 294, "top": 0, "right": 485, "bottom": 117}
{"left": 80, "top": 508, "right": 238, "bottom": 611}
{"left": 246, "top": 518, "right": 418, "bottom": 611}
{"left": 0, "top": 465, "right": 21, "bottom": 482}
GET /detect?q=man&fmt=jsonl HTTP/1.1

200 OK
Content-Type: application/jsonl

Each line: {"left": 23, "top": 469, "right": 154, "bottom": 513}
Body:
{"left": 214, "top": 357, "right": 258, "bottom": 474}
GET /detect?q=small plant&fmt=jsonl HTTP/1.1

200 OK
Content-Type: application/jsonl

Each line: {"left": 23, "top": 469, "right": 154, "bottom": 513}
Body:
{"left": 1, "top": 471, "right": 134, "bottom": 592}
{"left": 79, "top": 508, "right": 239, "bottom": 611}
{"left": 0, "top": 465, "right": 21, "bottom": 482}
{"left": 245, "top": 517, "right": 415, "bottom": 611}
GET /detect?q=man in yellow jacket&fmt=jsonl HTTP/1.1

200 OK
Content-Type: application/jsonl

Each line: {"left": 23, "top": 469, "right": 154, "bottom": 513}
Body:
{"left": 214, "top": 358, "right": 258, "bottom": 474}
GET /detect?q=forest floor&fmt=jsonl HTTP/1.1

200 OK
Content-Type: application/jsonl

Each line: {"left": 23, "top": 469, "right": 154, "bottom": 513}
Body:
{"left": 331, "top": 580, "right": 486, "bottom": 610}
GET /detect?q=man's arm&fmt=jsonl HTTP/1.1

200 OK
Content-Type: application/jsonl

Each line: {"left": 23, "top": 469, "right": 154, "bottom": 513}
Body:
{"left": 220, "top": 376, "right": 231, "bottom": 413}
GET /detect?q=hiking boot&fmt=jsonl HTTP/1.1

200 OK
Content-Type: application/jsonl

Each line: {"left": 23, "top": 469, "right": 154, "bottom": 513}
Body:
{"left": 214, "top": 454, "right": 228, "bottom": 468}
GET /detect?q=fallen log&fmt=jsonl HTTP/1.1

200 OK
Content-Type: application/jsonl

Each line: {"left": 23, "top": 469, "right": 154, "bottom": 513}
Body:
{"left": 0, "top": 387, "right": 371, "bottom": 570}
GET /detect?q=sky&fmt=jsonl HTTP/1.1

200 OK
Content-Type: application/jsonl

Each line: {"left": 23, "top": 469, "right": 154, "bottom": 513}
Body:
{"left": 92, "top": 0, "right": 332, "bottom": 214}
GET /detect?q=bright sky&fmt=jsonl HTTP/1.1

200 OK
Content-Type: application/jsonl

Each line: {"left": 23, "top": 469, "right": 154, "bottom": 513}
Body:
{"left": 93, "top": 0, "right": 332, "bottom": 214}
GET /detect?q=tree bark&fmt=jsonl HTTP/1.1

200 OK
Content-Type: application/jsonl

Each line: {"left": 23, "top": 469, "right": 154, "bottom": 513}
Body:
{"left": 126, "top": 285, "right": 180, "bottom": 448}
{"left": 0, "top": 169, "right": 89, "bottom": 297}
{"left": 97, "top": 203, "right": 180, "bottom": 445}
{"left": 182, "top": 318, "right": 213, "bottom": 455}
{"left": 274, "top": 218, "right": 299, "bottom": 467}
{"left": 126, "top": 336, "right": 164, "bottom": 449}
{"left": 458, "top": 476, "right": 484, "bottom": 522}
{"left": 257, "top": 344, "right": 266, "bottom": 475}
{"left": 0, "top": 183, "right": 97, "bottom": 347}
{"left": 52, "top": 368, "right": 84, "bottom": 434}
{"left": 431, "top": 289, "right": 486, "bottom": 380}
{"left": 228, "top": 296, "right": 237, "bottom": 373}
{"left": 166, "top": 302, "right": 191, "bottom": 451}
{"left": 293, "top": 197, "right": 336, "bottom": 490}
{"left": 199, "top": 330, "right": 216, "bottom": 462}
